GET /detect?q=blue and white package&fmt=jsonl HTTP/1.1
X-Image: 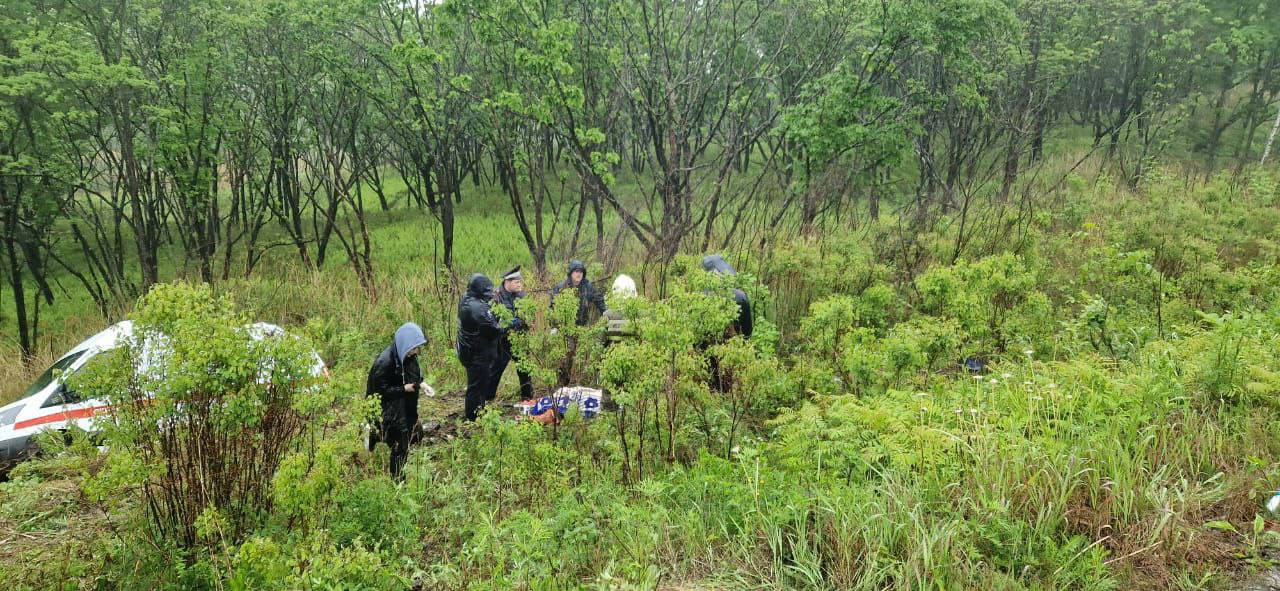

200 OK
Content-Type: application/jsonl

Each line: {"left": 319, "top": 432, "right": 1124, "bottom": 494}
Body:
{"left": 516, "top": 387, "right": 603, "bottom": 419}
{"left": 553, "top": 386, "right": 603, "bottom": 418}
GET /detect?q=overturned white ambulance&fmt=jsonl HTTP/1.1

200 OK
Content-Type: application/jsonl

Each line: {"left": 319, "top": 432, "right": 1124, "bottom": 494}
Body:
{"left": 0, "top": 321, "right": 325, "bottom": 473}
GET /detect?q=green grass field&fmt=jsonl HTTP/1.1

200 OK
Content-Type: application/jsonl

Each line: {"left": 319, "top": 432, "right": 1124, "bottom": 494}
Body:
{"left": 1, "top": 157, "right": 1280, "bottom": 590}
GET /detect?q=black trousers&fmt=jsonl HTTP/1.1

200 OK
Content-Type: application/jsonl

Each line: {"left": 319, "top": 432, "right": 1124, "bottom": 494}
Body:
{"left": 464, "top": 361, "right": 501, "bottom": 421}
{"left": 372, "top": 424, "right": 412, "bottom": 481}
{"left": 709, "top": 355, "right": 727, "bottom": 393}
{"left": 493, "top": 347, "right": 534, "bottom": 400}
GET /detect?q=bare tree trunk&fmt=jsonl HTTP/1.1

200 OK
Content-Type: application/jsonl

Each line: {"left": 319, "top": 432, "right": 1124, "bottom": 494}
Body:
{"left": 1261, "top": 100, "right": 1280, "bottom": 166}
{"left": 1204, "top": 44, "right": 1239, "bottom": 175}
{"left": 570, "top": 186, "right": 588, "bottom": 256}
{"left": 869, "top": 174, "right": 881, "bottom": 222}
{"left": 593, "top": 187, "right": 605, "bottom": 256}
{"left": 1031, "top": 108, "right": 1049, "bottom": 162}
{"left": 119, "top": 110, "right": 161, "bottom": 289}
{"left": 440, "top": 190, "right": 455, "bottom": 270}
{"left": 3, "top": 217, "right": 31, "bottom": 358}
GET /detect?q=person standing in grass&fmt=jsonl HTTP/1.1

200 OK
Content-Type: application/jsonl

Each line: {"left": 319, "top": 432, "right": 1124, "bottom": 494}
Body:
{"left": 492, "top": 266, "right": 534, "bottom": 401}
{"left": 550, "top": 260, "right": 608, "bottom": 326}
{"left": 701, "top": 254, "right": 753, "bottom": 339}
{"left": 366, "top": 322, "right": 427, "bottom": 480}
{"left": 701, "top": 255, "right": 753, "bottom": 393}
{"left": 457, "top": 273, "right": 504, "bottom": 421}
{"left": 550, "top": 260, "right": 608, "bottom": 386}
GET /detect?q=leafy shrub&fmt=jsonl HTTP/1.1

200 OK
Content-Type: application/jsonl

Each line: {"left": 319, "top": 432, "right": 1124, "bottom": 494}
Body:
{"left": 72, "top": 283, "right": 339, "bottom": 550}
{"left": 502, "top": 281, "right": 607, "bottom": 393}
{"left": 1180, "top": 311, "right": 1280, "bottom": 407}
{"left": 599, "top": 286, "right": 737, "bottom": 476}
{"left": 769, "top": 390, "right": 961, "bottom": 482}
{"left": 915, "top": 253, "right": 1052, "bottom": 356}
{"left": 228, "top": 532, "right": 409, "bottom": 590}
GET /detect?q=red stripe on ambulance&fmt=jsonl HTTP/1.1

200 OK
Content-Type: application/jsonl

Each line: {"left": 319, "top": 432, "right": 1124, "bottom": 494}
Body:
{"left": 13, "top": 405, "right": 111, "bottom": 430}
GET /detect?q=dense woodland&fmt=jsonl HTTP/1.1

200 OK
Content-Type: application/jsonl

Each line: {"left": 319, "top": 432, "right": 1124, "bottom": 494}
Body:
{"left": 3, "top": 1, "right": 1280, "bottom": 590}
{"left": 2, "top": 0, "right": 1278, "bottom": 355}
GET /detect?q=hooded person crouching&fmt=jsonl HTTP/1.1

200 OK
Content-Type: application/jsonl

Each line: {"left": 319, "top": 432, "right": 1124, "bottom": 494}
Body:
{"left": 493, "top": 266, "right": 534, "bottom": 400}
{"left": 457, "top": 273, "right": 505, "bottom": 421}
{"left": 366, "top": 322, "right": 427, "bottom": 480}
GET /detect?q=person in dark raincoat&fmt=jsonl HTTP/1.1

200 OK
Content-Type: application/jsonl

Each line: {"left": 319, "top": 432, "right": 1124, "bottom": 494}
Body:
{"left": 457, "top": 273, "right": 504, "bottom": 421}
{"left": 701, "top": 255, "right": 753, "bottom": 392}
{"left": 366, "top": 322, "right": 426, "bottom": 480}
{"left": 492, "top": 266, "right": 534, "bottom": 400}
{"left": 550, "top": 260, "right": 608, "bottom": 326}
{"left": 701, "top": 254, "right": 753, "bottom": 339}
{"left": 549, "top": 260, "right": 607, "bottom": 386}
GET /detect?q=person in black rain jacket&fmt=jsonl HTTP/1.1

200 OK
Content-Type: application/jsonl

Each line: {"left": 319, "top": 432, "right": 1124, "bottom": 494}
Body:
{"left": 457, "top": 273, "right": 504, "bottom": 421}
{"left": 493, "top": 266, "right": 534, "bottom": 400}
{"left": 701, "top": 255, "right": 753, "bottom": 393}
{"left": 550, "top": 260, "right": 607, "bottom": 326}
{"left": 366, "top": 322, "right": 426, "bottom": 480}
{"left": 701, "top": 254, "right": 753, "bottom": 339}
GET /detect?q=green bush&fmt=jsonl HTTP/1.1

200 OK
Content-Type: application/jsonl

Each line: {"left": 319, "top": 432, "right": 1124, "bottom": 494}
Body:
{"left": 70, "top": 283, "right": 350, "bottom": 551}
{"left": 915, "top": 253, "right": 1052, "bottom": 356}
{"left": 228, "top": 533, "right": 409, "bottom": 590}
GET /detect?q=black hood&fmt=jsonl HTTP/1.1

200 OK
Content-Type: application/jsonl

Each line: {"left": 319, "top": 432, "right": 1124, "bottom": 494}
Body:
{"left": 566, "top": 260, "right": 587, "bottom": 282}
{"left": 701, "top": 254, "right": 737, "bottom": 276}
{"left": 467, "top": 273, "right": 494, "bottom": 300}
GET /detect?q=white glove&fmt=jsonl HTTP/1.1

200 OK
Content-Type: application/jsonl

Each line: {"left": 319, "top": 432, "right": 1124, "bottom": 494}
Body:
{"left": 422, "top": 384, "right": 437, "bottom": 398}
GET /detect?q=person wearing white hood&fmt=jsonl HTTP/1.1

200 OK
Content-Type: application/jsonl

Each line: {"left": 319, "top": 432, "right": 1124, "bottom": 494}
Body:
{"left": 604, "top": 274, "right": 638, "bottom": 345}
{"left": 366, "top": 322, "right": 428, "bottom": 480}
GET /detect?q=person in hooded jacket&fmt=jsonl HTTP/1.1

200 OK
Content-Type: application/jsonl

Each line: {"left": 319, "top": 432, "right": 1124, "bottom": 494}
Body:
{"left": 492, "top": 266, "right": 534, "bottom": 400}
{"left": 701, "top": 255, "right": 753, "bottom": 339}
{"left": 550, "top": 260, "right": 608, "bottom": 326}
{"left": 549, "top": 260, "right": 608, "bottom": 386}
{"left": 457, "top": 273, "right": 505, "bottom": 421}
{"left": 366, "top": 322, "right": 427, "bottom": 480}
{"left": 701, "top": 255, "right": 754, "bottom": 393}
